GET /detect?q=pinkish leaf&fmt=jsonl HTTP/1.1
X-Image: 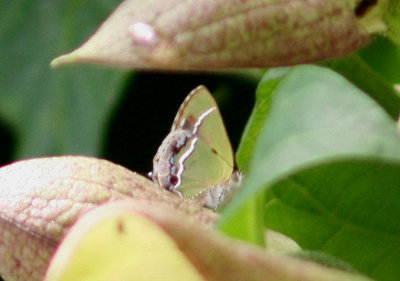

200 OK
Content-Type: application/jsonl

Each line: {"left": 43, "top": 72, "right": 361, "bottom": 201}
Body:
{"left": 0, "top": 156, "right": 216, "bottom": 281}
{"left": 51, "top": 0, "right": 371, "bottom": 70}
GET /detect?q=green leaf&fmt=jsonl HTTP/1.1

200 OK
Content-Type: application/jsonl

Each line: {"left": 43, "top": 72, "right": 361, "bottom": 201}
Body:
{"left": 384, "top": 0, "right": 400, "bottom": 46}
{"left": 222, "top": 65, "right": 400, "bottom": 281}
{"left": 219, "top": 68, "right": 290, "bottom": 246}
{"left": 0, "top": 0, "right": 127, "bottom": 158}
{"left": 218, "top": 192, "right": 265, "bottom": 246}
{"left": 321, "top": 42, "right": 400, "bottom": 120}
{"left": 236, "top": 67, "right": 291, "bottom": 172}
{"left": 359, "top": 36, "right": 400, "bottom": 85}
{"left": 265, "top": 161, "right": 400, "bottom": 281}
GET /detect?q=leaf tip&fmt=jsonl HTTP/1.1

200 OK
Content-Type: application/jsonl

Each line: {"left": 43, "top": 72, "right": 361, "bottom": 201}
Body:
{"left": 50, "top": 52, "right": 79, "bottom": 68}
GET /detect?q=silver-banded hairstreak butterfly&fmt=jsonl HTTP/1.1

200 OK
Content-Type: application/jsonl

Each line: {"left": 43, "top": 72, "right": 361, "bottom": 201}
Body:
{"left": 150, "top": 85, "right": 242, "bottom": 210}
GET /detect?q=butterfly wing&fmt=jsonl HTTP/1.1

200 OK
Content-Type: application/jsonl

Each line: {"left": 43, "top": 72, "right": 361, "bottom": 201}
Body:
{"left": 171, "top": 131, "right": 233, "bottom": 198}
{"left": 169, "top": 86, "right": 235, "bottom": 197}
{"left": 152, "top": 85, "right": 235, "bottom": 198}
{"left": 172, "top": 85, "right": 234, "bottom": 169}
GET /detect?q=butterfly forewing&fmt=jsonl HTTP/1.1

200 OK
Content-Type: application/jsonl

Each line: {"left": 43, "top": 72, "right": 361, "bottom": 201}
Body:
{"left": 172, "top": 86, "right": 234, "bottom": 169}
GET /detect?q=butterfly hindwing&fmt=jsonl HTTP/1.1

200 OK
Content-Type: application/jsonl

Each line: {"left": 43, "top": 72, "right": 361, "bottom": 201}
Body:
{"left": 171, "top": 133, "right": 233, "bottom": 198}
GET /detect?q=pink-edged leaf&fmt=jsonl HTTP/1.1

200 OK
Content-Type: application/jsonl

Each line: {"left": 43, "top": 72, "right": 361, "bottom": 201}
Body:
{"left": 0, "top": 156, "right": 216, "bottom": 281}
{"left": 52, "top": 0, "right": 371, "bottom": 70}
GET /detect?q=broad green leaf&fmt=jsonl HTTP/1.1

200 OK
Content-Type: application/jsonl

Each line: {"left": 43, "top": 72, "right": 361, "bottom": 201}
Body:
{"left": 221, "top": 65, "right": 400, "bottom": 281}
{"left": 359, "top": 36, "right": 400, "bottom": 85}
{"left": 265, "top": 161, "right": 400, "bottom": 281}
{"left": 322, "top": 39, "right": 400, "bottom": 120}
{"left": 0, "top": 0, "right": 126, "bottom": 158}
{"left": 218, "top": 192, "right": 265, "bottom": 246}
{"left": 219, "top": 68, "right": 290, "bottom": 246}
{"left": 236, "top": 67, "right": 291, "bottom": 170}
{"left": 51, "top": 0, "right": 371, "bottom": 69}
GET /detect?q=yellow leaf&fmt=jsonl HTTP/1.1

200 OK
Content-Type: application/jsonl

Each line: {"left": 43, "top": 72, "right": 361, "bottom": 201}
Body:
{"left": 44, "top": 200, "right": 374, "bottom": 281}
{"left": 44, "top": 210, "right": 205, "bottom": 281}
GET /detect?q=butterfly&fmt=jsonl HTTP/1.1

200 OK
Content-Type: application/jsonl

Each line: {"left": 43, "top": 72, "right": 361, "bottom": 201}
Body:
{"left": 150, "top": 85, "right": 242, "bottom": 210}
